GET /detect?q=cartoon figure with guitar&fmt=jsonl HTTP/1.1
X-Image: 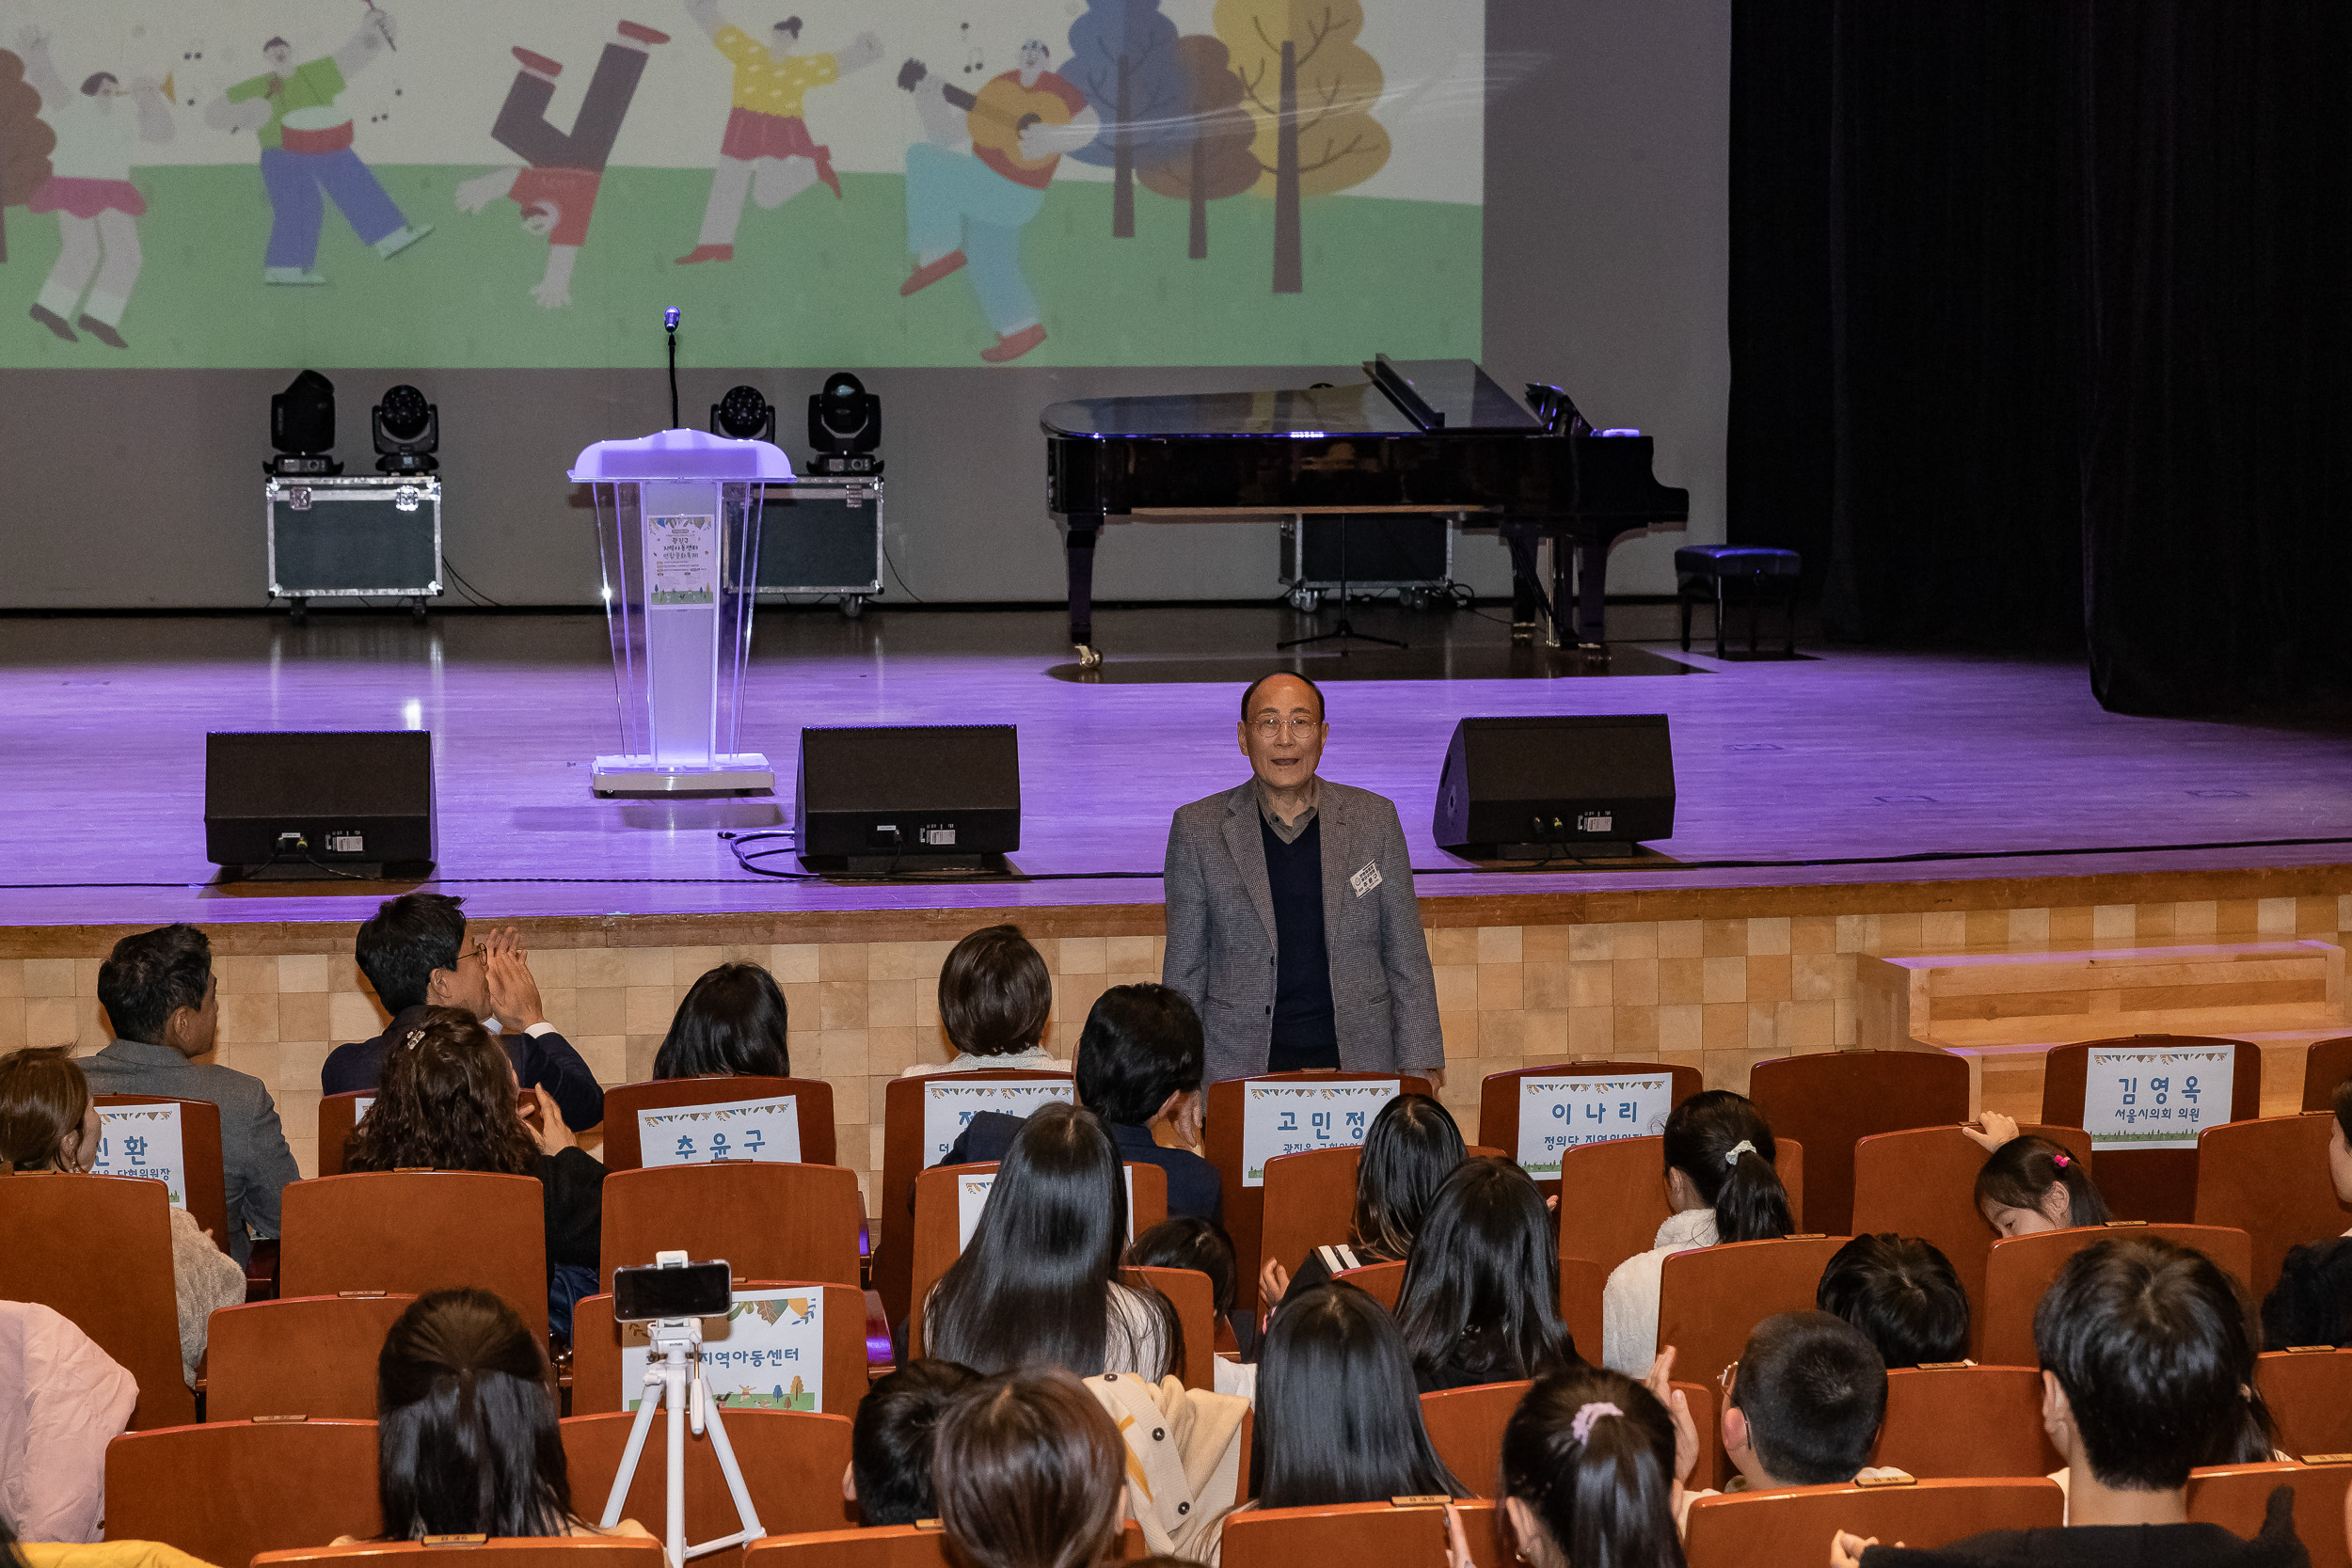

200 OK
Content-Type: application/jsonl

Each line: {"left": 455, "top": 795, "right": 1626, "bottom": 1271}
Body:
{"left": 897, "top": 40, "right": 1096, "bottom": 364}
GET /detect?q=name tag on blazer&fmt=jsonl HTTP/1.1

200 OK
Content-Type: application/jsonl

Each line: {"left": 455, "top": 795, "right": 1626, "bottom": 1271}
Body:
{"left": 1349, "top": 860, "right": 1382, "bottom": 897}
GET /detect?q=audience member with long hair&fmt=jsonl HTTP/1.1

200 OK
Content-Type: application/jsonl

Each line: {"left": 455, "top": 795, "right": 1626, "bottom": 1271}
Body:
{"left": 1250, "top": 1282, "right": 1465, "bottom": 1507}
{"left": 1494, "top": 1365, "right": 1691, "bottom": 1568}
{"left": 925, "top": 1101, "right": 1176, "bottom": 1378}
{"left": 0, "top": 1045, "right": 245, "bottom": 1386}
{"left": 931, "top": 1371, "right": 1127, "bottom": 1568}
{"left": 1816, "top": 1233, "right": 1971, "bottom": 1369}
{"left": 1964, "top": 1112, "right": 2110, "bottom": 1237}
{"left": 1836, "top": 1236, "right": 2302, "bottom": 1566}
{"left": 1395, "top": 1155, "right": 1581, "bottom": 1390}
{"left": 340, "top": 1008, "right": 604, "bottom": 1339}
{"left": 358, "top": 1289, "right": 647, "bottom": 1542}
{"left": 1601, "top": 1089, "right": 1793, "bottom": 1374}
{"left": 1260, "top": 1091, "right": 1465, "bottom": 1309}
{"left": 653, "top": 962, "right": 790, "bottom": 1080}
{"left": 901, "top": 925, "right": 1058, "bottom": 1076}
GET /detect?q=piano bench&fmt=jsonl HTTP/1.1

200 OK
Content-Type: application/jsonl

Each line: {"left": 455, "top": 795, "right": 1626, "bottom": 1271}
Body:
{"left": 1676, "top": 545, "right": 1802, "bottom": 658}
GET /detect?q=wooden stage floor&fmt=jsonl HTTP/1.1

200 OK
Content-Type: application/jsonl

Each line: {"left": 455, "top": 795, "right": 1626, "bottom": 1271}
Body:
{"left": 3, "top": 603, "right": 2349, "bottom": 931}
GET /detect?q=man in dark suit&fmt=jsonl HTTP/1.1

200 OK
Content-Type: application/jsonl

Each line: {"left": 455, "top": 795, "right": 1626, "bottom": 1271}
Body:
{"left": 81, "top": 923, "right": 301, "bottom": 1267}
{"left": 1162, "top": 672, "right": 1444, "bottom": 1087}
{"left": 941, "top": 983, "right": 1220, "bottom": 1223}
{"left": 322, "top": 892, "right": 603, "bottom": 1131}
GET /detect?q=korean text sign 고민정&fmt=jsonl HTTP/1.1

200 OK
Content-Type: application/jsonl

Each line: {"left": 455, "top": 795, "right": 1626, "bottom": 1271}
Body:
{"left": 1242, "top": 1080, "right": 1402, "bottom": 1187}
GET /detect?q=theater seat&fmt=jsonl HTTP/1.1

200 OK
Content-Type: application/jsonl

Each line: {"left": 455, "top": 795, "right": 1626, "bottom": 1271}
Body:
{"left": 281, "top": 1171, "right": 550, "bottom": 1341}
{"left": 1421, "top": 1381, "right": 1530, "bottom": 1497}
{"left": 205, "top": 1293, "right": 417, "bottom": 1422}
{"left": 1258, "top": 1147, "right": 1365, "bottom": 1313}
{"left": 739, "top": 1524, "right": 1152, "bottom": 1568}
{"left": 1683, "top": 1477, "right": 2063, "bottom": 1568}
{"left": 1748, "top": 1050, "right": 1970, "bottom": 1236}
{"left": 2194, "top": 1113, "right": 2352, "bottom": 1299}
{"left": 1875, "top": 1365, "right": 2058, "bottom": 1479}
{"left": 2254, "top": 1349, "right": 2352, "bottom": 1463}
{"left": 600, "top": 1164, "right": 863, "bottom": 1291}
{"left": 257, "top": 1544, "right": 664, "bottom": 1568}
{"left": 2301, "top": 1038, "right": 2352, "bottom": 1113}
{"left": 600, "top": 1077, "right": 838, "bottom": 1169}
{"left": 1562, "top": 1257, "right": 1604, "bottom": 1364}
{"left": 1334, "top": 1259, "right": 1405, "bottom": 1310}
{"left": 1220, "top": 1497, "right": 1504, "bottom": 1568}
{"left": 1660, "top": 1233, "right": 1851, "bottom": 1480}
{"left": 1556, "top": 1135, "right": 1807, "bottom": 1279}
{"left": 2186, "top": 1462, "right": 2352, "bottom": 1568}
{"left": 2041, "top": 1036, "right": 2262, "bottom": 1223}
{"left": 0, "top": 1172, "right": 191, "bottom": 1427}
{"left": 1979, "top": 1223, "right": 2252, "bottom": 1367}
{"left": 105, "top": 1418, "right": 381, "bottom": 1566}
{"left": 561, "top": 1409, "right": 856, "bottom": 1568}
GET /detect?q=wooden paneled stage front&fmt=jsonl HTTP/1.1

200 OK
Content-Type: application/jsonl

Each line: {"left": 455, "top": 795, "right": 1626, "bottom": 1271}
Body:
{"left": 2, "top": 605, "right": 2346, "bottom": 1203}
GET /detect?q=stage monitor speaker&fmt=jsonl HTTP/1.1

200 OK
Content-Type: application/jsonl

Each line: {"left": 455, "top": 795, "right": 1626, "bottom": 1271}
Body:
{"left": 795, "top": 724, "right": 1019, "bottom": 872}
{"left": 1433, "top": 715, "right": 1674, "bottom": 857}
{"left": 205, "top": 730, "right": 436, "bottom": 875}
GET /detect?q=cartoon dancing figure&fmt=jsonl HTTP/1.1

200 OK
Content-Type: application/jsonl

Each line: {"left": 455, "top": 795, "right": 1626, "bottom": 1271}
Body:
{"left": 206, "top": 12, "right": 432, "bottom": 285}
{"left": 897, "top": 40, "right": 1096, "bottom": 363}
{"left": 16, "top": 28, "right": 171, "bottom": 348}
{"left": 675, "top": 1, "right": 881, "bottom": 265}
{"left": 455, "top": 23, "right": 671, "bottom": 309}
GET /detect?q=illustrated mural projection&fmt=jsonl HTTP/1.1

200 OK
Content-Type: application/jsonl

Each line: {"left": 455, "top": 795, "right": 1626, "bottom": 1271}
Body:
{"left": 0, "top": 0, "right": 1481, "bottom": 368}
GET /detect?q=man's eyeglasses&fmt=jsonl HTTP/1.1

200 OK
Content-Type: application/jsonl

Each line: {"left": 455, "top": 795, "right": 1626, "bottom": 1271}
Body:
{"left": 1249, "top": 717, "right": 1322, "bottom": 740}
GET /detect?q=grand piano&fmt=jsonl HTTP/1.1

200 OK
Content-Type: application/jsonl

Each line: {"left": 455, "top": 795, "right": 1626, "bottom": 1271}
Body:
{"left": 1041, "top": 356, "right": 1689, "bottom": 666}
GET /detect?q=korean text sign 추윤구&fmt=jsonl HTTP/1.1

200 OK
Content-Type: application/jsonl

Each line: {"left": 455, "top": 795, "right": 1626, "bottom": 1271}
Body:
{"left": 638, "top": 1095, "right": 803, "bottom": 1167}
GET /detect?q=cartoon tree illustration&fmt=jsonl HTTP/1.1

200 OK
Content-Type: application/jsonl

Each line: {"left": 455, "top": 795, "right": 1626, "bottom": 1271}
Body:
{"left": 1137, "top": 35, "right": 1257, "bottom": 261}
{"left": 0, "top": 48, "right": 59, "bottom": 263}
{"left": 1211, "top": 0, "right": 1390, "bottom": 293}
{"left": 1066, "top": 0, "right": 1187, "bottom": 239}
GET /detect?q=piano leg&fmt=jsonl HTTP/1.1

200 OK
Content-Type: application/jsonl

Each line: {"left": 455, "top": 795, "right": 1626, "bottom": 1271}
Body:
{"left": 1503, "top": 525, "right": 1542, "bottom": 642}
{"left": 1064, "top": 517, "right": 1103, "bottom": 667}
{"left": 1576, "top": 540, "right": 1611, "bottom": 655}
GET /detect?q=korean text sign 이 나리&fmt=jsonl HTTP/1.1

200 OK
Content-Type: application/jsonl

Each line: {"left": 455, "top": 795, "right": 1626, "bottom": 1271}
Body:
{"left": 91, "top": 1102, "right": 188, "bottom": 1209}
{"left": 1242, "top": 1080, "right": 1401, "bottom": 1187}
{"left": 638, "top": 1096, "right": 802, "bottom": 1167}
{"left": 2082, "top": 1045, "right": 2235, "bottom": 1151}
{"left": 1516, "top": 1072, "right": 1676, "bottom": 1176}
{"left": 921, "top": 1079, "right": 1075, "bottom": 1168}
{"left": 621, "top": 1287, "right": 823, "bottom": 1412}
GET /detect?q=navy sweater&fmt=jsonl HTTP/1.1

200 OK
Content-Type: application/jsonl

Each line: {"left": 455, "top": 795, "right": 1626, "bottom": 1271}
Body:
{"left": 1263, "top": 815, "right": 1338, "bottom": 1069}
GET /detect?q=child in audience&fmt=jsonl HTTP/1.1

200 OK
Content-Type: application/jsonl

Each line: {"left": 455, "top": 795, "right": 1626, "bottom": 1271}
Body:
{"left": 1697, "top": 1311, "right": 1898, "bottom": 1516}
{"left": 1128, "top": 1215, "right": 1257, "bottom": 1365}
{"left": 0, "top": 1046, "right": 245, "bottom": 1387}
{"left": 341, "top": 1008, "right": 603, "bottom": 1340}
{"left": 847, "top": 1359, "right": 979, "bottom": 1526}
{"left": 931, "top": 1371, "right": 1127, "bottom": 1568}
{"left": 653, "top": 962, "right": 790, "bottom": 1079}
{"left": 1250, "top": 1282, "right": 1466, "bottom": 1506}
{"left": 900, "top": 925, "right": 1057, "bottom": 1076}
{"left": 1835, "top": 1236, "right": 2306, "bottom": 1567}
{"left": 1602, "top": 1089, "right": 1794, "bottom": 1375}
{"left": 2263, "top": 1237, "right": 2352, "bottom": 1349}
{"left": 1816, "top": 1233, "right": 1971, "bottom": 1369}
{"left": 2328, "top": 1076, "right": 2352, "bottom": 1223}
{"left": 926, "top": 1101, "right": 1178, "bottom": 1379}
{"left": 1260, "top": 1092, "right": 1465, "bottom": 1311}
{"left": 1965, "top": 1113, "right": 2110, "bottom": 1236}
{"left": 1487, "top": 1364, "right": 1691, "bottom": 1568}
{"left": 1395, "top": 1155, "right": 1581, "bottom": 1390}
{"left": 363, "top": 1289, "right": 649, "bottom": 1542}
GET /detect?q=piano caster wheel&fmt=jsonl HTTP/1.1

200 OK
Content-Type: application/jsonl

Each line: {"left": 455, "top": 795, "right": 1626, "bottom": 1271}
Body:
{"left": 1510, "top": 621, "right": 1534, "bottom": 644}
{"left": 1074, "top": 643, "right": 1103, "bottom": 669}
{"left": 840, "top": 596, "right": 866, "bottom": 621}
{"left": 1287, "top": 586, "right": 1321, "bottom": 612}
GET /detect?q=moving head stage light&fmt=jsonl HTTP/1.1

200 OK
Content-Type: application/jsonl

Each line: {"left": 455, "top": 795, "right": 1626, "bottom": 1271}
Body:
{"left": 806, "top": 371, "right": 882, "bottom": 475}
{"left": 269, "top": 369, "right": 342, "bottom": 476}
{"left": 712, "top": 384, "right": 776, "bottom": 443}
{"left": 373, "top": 384, "right": 439, "bottom": 474}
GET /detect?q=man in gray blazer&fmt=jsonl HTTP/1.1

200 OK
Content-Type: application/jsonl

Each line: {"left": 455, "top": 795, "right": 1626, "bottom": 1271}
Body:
{"left": 81, "top": 923, "right": 301, "bottom": 1267}
{"left": 1163, "top": 672, "right": 1444, "bottom": 1087}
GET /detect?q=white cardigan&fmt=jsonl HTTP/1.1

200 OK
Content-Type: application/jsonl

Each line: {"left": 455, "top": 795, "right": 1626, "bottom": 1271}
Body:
{"left": 1601, "top": 1207, "right": 1720, "bottom": 1375}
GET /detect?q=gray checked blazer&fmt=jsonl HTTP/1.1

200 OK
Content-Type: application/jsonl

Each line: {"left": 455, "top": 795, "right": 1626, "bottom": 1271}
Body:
{"left": 1162, "top": 778, "right": 1444, "bottom": 1086}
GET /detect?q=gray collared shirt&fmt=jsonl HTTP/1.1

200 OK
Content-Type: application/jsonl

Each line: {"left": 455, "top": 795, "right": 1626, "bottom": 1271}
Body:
{"left": 1254, "top": 776, "right": 1321, "bottom": 845}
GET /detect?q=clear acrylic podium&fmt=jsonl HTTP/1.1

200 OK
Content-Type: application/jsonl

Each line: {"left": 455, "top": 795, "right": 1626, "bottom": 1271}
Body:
{"left": 571, "top": 428, "right": 793, "bottom": 795}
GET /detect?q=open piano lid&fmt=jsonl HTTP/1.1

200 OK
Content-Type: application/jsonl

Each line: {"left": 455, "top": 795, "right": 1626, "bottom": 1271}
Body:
{"left": 1039, "top": 357, "right": 1548, "bottom": 438}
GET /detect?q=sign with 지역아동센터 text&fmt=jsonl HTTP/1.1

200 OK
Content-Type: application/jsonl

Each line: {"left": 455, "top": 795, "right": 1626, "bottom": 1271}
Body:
{"left": 2082, "top": 1045, "right": 2235, "bottom": 1151}
{"left": 637, "top": 1096, "right": 802, "bottom": 1167}
{"left": 90, "top": 1102, "right": 188, "bottom": 1209}
{"left": 621, "top": 1286, "right": 823, "bottom": 1412}
{"left": 955, "top": 1166, "right": 1136, "bottom": 1251}
{"left": 1242, "top": 1079, "right": 1401, "bottom": 1187}
{"left": 1516, "top": 1072, "right": 1676, "bottom": 1176}
{"left": 921, "top": 1078, "right": 1075, "bottom": 1168}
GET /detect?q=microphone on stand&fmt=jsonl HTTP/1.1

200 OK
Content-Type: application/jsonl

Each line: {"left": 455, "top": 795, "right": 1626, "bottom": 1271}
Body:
{"left": 664, "top": 308, "right": 682, "bottom": 430}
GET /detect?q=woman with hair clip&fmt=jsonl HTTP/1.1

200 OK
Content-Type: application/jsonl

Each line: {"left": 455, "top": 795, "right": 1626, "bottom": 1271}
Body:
{"left": 343, "top": 1289, "right": 650, "bottom": 1543}
{"left": 931, "top": 1371, "right": 1126, "bottom": 1568}
{"left": 1396, "top": 1156, "right": 1582, "bottom": 1391}
{"left": 1258, "top": 1091, "right": 1466, "bottom": 1312}
{"left": 341, "top": 1007, "right": 604, "bottom": 1340}
{"left": 1249, "top": 1282, "right": 1467, "bottom": 1508}
{"left": 1962, "top": 1112, "right": 2111, "bottom": 1237}
{"left": 1443, "top": 1363, "right": 1693, "bottom": 1568}
{"left": 653, "top": 962, "right": 790, "bottom": 1079}
{"left": 1600, "top": 1089, "right": 1793, "bottom": 1375}
{"left": 925, "top": 1101, "right": 1177, "bottom": 1378}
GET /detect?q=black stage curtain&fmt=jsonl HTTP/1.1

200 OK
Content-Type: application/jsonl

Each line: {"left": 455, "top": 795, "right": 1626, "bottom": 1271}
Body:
{"left": 1730, "top": 2, "right": 2352, "bottom": 714}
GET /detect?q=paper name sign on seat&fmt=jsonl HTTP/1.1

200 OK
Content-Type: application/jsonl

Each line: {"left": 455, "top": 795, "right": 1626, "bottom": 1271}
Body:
{"left": 921, "top": 1078, "right": 1075, "bottom": 1167}
{"left": 2083, "top": 1044, "right": 2235, "bottom": 1150}
{"left": 1517, "top": 1072, "right": 1676, "bottom": 1176}
{"left": 956, "top": 1165, "right": 1137, "bottom": 1249}
{"left": 91, "top": 1101, "right": 188, "bottom": 1209}
{"left": 1242, "top": 1079, "right": 1400, "bottom": 1187}
{"left": 638, "top": 1095, "right": 803, "bottom": 1166}
{"left": 621, "top": 1286, "right": 824, "bottom": 1412}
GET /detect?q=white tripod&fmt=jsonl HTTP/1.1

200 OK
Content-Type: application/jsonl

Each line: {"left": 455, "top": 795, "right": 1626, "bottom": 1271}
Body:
{"left": 600, "top": 1289, "right": 764, "bottom": 1565}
